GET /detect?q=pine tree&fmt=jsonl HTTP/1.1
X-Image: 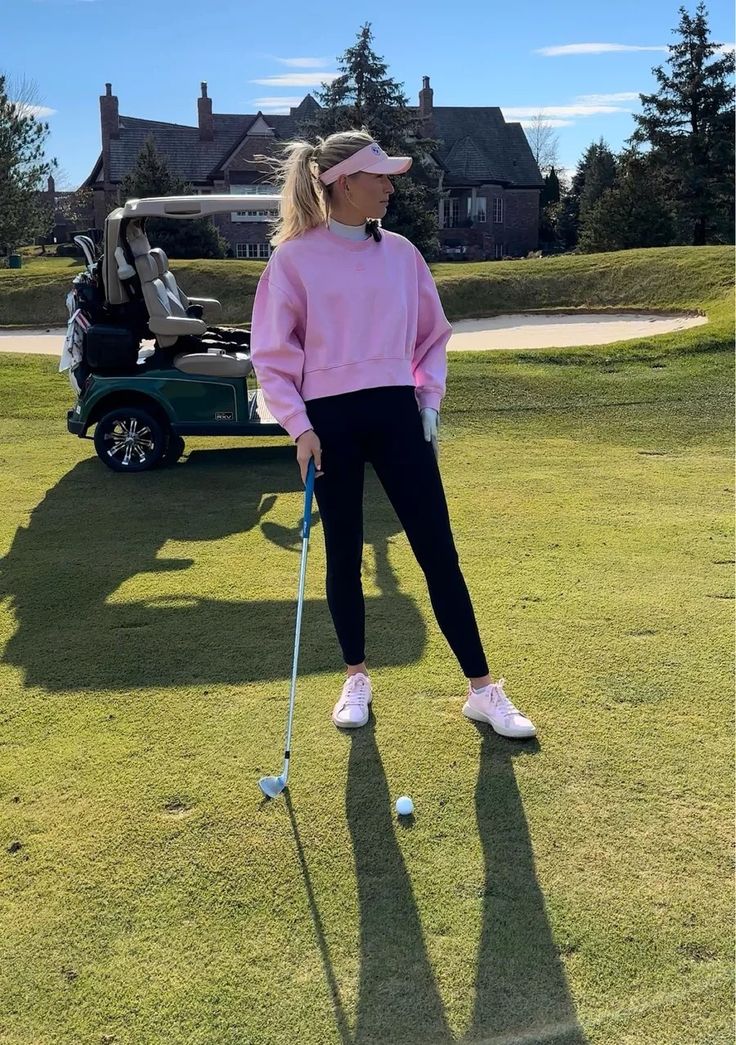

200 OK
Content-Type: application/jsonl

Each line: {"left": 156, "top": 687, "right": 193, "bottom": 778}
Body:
{"left": 119, "top": 136, "right": 226, "bottom": 259}
{"left": 538, "top": 168, "right": 562, "bottom": 253}
{"left": 578, "top": 140, "right": 618, "bottom": 223}
{"left": 0, "top": 74, "right": 56, "bottom": 255}
{"left": 296, "top": 22, "right": 443, "bottom": 257}
{"left": 578, "top": 149, "right": 675, "bottom": 252}
{"left": 540, "top": 167, "right": 560, "bottom": 209}
{"left": 628, "top": 1, "right": 735, "bottom": 245}
{"left": 556, "top": 140, "right": 618, "bottom": 250}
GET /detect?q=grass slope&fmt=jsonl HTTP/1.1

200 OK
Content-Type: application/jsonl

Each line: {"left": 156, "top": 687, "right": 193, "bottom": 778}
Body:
{"left": 0, "top": 245, "right": 732, "bottom": 337}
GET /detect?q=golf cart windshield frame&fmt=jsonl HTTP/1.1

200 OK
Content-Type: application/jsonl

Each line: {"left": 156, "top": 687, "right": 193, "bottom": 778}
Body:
{"left": 119, "top": 194, "right": 282, "bottom": 219}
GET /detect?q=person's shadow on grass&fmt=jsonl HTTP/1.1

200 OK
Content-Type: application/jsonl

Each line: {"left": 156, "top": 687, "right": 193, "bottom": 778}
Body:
{"left": 0, "top": 447, "right": 426, "bottom": 691}
{"left": 462, "top": 727, "right": 588, "bottom": 1044}
{"left": 333, "top": 721, "right": 588, "bottom": 1045}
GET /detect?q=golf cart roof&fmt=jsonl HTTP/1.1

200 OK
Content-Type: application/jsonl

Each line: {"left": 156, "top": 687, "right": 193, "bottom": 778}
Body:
{"left": 119, "top": 194, "right": 282, "bottom": 219}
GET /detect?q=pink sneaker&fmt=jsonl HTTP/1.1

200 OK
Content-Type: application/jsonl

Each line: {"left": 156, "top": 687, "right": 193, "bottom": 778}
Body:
{"left": 332, "top": 672, "right": 372, "bottom": 728}
{"left": 462, "top": 677, "right": 537, "bottom": 738}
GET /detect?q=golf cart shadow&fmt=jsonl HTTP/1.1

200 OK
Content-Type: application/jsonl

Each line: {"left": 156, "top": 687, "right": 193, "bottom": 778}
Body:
{"left": 0, "top": 446, "right": 426, "bottom": 692}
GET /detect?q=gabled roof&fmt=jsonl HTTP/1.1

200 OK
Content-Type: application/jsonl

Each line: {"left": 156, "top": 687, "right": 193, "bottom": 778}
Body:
{"left": 215, "top": 114, "right": 275, "bottom": 176}
{"left": 413, "top": 106, "right": 544, "bottom": 187}
{"left": 83, "top": 92, "right": 542, "bottom": 189}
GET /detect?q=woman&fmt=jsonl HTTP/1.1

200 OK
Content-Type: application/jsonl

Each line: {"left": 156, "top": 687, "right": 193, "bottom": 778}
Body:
{"left": 250, "top": 129, "right": 536, "bottom": 740}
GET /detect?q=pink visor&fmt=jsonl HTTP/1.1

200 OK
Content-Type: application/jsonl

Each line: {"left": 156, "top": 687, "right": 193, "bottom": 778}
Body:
{"left": 319, "top": 141, "right": 412, "bottom": 185}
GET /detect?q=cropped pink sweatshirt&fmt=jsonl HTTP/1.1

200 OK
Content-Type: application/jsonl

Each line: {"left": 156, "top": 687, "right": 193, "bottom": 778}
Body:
{"left": 249, "top": 224, "right": 452, "bottom": 441}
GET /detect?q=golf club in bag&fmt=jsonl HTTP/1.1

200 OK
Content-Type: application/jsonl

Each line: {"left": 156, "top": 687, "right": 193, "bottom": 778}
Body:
{"left": 258, "top": 457, "right": 317, "bottom": 799}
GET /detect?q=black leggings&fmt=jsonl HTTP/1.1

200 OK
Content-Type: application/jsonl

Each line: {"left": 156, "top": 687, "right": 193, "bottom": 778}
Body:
{"left": 304, "top": 385, "right": 489, "bottom": 679}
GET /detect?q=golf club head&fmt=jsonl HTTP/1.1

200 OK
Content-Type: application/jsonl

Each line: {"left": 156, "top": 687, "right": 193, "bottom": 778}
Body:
{"left": 258, "top": 774, "right": 286, "bottom": 799}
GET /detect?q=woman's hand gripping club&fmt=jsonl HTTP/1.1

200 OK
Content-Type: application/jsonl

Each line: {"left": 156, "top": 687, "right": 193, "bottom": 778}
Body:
{"left": 296, "top": 429, "right": 324, "bottom": 485}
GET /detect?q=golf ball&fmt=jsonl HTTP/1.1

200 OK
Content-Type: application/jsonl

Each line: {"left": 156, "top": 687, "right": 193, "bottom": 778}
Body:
{"left": 395, "top": 795, "right": 414, "bottom": 816}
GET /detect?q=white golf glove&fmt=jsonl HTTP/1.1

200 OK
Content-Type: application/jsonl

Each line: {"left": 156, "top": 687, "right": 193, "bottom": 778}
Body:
{"left": 420, "top": 407, "right": 440, "bottom": 460}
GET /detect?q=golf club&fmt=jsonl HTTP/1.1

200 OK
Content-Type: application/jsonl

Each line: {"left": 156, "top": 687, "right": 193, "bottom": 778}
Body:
{"left": 258, "top": 456, "right": 317, "bottom": 799}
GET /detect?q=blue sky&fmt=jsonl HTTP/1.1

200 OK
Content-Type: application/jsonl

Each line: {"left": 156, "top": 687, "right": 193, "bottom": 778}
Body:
{"left": 5, "top": 0, "right": 734, "bottom": 188}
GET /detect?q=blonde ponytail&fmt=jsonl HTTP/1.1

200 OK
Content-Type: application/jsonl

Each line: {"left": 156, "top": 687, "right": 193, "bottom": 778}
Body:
{"left": 254, "top": 128, "right": 376, "bottom": 246}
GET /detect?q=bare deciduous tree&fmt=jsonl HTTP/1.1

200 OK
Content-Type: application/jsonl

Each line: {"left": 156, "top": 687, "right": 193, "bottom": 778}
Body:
{"left": 6, "top": 74, "right": 50, "bottom": 119}
{"left": 524, "top": 112, "right": 560, "bottom": 175}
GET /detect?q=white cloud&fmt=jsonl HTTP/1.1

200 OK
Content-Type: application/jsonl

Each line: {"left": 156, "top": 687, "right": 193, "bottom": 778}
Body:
{"left": 12, "top": 102, "right": 56, "bottom": 118}
{"left": 249, "top": 73, "right": 340, "bottom": 87}
{"left": 556, "top": 166, "right": 577, "bottom": 184}
{"left": 536, "top": 43, "right": 668, "bottom": 56}
{"left": 503, "top": 92, "right": 641, "bottom": 130}
{"left": 252, "top": 96, "right": 307, "bottom": 109}
{"left": 517, "top": 118, "right": 576, "bottom": 128}
{"left": 502, "top": 104, "right": 630, "bottom": 119}
{"left": 574, "top": 92, "right": 641, "bottom": 104}
{"left": 275, "top": 57, "right": 332, "bottom": 68}
{"left": 715, "top": 43, "right": 736, "bottom": 54}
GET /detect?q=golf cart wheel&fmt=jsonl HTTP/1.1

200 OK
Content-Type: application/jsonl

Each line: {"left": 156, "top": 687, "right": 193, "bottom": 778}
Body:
{"left": 93, "top": 407, "right": 167, "bottom": 472}
{"left": 162, "top": 433, "right": 185, "bottom": 466}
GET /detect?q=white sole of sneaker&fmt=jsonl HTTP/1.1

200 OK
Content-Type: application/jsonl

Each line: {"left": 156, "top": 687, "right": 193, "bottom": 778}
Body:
{"left": 332, "top": 693, "right": 372, "bottom": 729}
{"left": 462, "top": 701, "right": 537, "bottom": 739}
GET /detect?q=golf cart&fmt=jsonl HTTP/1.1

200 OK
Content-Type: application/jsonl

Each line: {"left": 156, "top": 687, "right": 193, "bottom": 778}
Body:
{"left": 62, "top": 194, "right": 286, "bottom": 472}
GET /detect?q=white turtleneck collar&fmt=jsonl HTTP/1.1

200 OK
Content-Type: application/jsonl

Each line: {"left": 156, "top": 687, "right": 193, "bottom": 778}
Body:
{"left": 328, "top": 216, "right": 371, "bottom": 241}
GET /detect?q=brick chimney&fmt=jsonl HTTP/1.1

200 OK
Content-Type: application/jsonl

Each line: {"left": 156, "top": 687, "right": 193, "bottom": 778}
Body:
{"left": 198, "top": 82, "right": 214, "bottom": 142}
{"left": 419, "top": 75, "right": 433, "bottom": 118}
{"left": 100, "top": 83, "right": 119, "bottom": 189}
{"left": 100, "top": 83, "right": 119, "bottom": 141}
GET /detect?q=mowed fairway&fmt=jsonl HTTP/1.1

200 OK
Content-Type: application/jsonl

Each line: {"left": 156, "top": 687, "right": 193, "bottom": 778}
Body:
{"left": 0, "top": 247, "right": 733, "bottom": 1044}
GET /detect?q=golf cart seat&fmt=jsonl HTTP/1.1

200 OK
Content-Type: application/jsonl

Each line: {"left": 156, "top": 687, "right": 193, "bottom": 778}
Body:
{"left": 126, "top": 228, "right": 207, "bottom": 349}
{"left": 173, "top": 349, "right": 253, "bottom": 377}
{"left": 149, "top": 247, "right": 222, "bottom": 321}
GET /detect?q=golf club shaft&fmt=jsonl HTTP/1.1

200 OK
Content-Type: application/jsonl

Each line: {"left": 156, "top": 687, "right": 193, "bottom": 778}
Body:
{"left": 280, "top": 459, "right": 316, "bottom": 784}
{"left": 281, "top": 527, "right": 310, "bottom": 783}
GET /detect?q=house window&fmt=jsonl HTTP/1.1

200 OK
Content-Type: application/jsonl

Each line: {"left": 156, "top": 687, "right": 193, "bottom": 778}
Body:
{"left": 443, "top": 197, "right": 459, "bottom": 228}
{"left": 493, "top": 197, "right": 504, "bottom": 223}
{"left": 474, "top": 197, "right": 487, "bottom": 223}
{"left": 231, "top": 183, "right": 278, "bottom": 222}
{"left": 232, "top": 208, "right": 273, "bottom": 221}
{"left": 235, "top": 243, "right": 272, "bottom": 259}
{"left": 494, "top": 243, "right": 505, "bottom": 259}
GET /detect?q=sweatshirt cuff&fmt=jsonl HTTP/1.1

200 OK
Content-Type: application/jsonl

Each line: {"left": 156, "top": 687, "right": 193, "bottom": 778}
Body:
{"left": 282, "top": 409, "right": 314, "bottom": 442}
{"left": 416, "top": 389, "right": 443, "bottom": 412}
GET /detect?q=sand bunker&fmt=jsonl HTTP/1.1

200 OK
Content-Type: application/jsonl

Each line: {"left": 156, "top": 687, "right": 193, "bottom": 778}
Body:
{"left": 448, "top": 311, "right": 707, "bottom": 351}
{"left": 0, "top": 310, "right": 708, "bottom": 357}
{"left": 0, "top": 329, "right": 67, "bottom": 355}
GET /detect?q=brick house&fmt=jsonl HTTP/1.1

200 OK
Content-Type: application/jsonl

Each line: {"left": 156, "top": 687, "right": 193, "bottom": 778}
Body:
{"left": 35, "top": 175, "right": 96, "bottom": 245}
{"left": 83, "top": 78, "right": 543, "bottom": 260}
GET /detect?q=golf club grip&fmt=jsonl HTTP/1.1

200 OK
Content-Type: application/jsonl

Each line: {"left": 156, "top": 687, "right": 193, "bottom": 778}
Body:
{"left": 302, "top": 457, "right": 316, "bottom": 538}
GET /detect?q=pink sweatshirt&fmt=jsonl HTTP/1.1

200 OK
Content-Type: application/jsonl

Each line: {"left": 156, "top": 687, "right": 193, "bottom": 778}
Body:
{"left": 249, "top": 224, "right": 452, "bottom": 441}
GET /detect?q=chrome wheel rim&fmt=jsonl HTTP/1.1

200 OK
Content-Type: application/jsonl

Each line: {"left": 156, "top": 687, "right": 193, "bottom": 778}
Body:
{"left": 103, "top": 417, "right": 155, "bottom": 467}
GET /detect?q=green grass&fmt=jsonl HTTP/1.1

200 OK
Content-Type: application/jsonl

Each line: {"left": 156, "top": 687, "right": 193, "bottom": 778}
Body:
{"left": 0, "top": 248, "right": 733, "bottom": 1044}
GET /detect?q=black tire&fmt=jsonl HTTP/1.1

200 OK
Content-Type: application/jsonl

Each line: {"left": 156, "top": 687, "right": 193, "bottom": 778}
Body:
{"left": 93, "top": 406, "right": 168, "bottom": 473}
{"left": 161, "top": 433, "right": 185, "bottom": 466}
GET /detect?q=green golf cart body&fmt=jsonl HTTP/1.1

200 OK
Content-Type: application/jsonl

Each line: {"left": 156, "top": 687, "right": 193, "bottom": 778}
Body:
{"left": 63, "top": 194, "right": 286, "bottom": 472}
